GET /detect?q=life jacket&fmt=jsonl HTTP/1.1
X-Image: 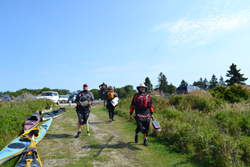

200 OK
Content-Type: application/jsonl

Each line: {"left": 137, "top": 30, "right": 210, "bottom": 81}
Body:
{"left": 101, "top": 85, "right": 106, "bottom": 89}
{"left": 106, "top": 92, "right": 114, "bottom": 100}
{"left": 134, "top": 94, "right": 150, "bottom": 108}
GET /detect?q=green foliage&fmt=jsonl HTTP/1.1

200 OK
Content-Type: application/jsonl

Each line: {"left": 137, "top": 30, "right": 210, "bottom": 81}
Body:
{"left": 114, "top": 85, "right": 137, "bottom": 99}
{"left": 90, "top": 89, "right": 101, "bottom": 100}
{"left": 115, "top": 92, "right": 250, "bottom": 166}
{"left": 1, "top": 87, "right": 70, "bottom": 99}
{"left": 210, "top": 84, "right": 250, "bottom": 103}
{"left": 226, "top": 63, "right": 248, "bottom": 86}
{"left": 169, "top": 91, "right": 220, "bottom": 113}
{"left": 155, "top": 72, "right": 169, "bottom": 93}
{"left": 193, "top": 77, "right": 208, "bottom": 90}
{"left": 144, "top": 76, "right": 153, "bottom": 92}
{"left": 155, "top": 72, "right": 175, "bottom": 94}
{"left": 0, "top": 99, "right": 54, "bottom": 151}
{"left": 180, "top": 79, "right": 188, "bottom": 86}
{"left": 209, "top": 74, "right": 218, "bottom": 89}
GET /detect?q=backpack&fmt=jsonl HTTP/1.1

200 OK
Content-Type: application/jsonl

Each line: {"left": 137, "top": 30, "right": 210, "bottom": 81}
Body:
{"left": 101, "top": 85, "right": 106, "bottom": 89}
{"left": 107, "top": 92, "right": 114, "bottom": 100}
{"left": 134, "top": 94, "right": 150, "bottom": 108}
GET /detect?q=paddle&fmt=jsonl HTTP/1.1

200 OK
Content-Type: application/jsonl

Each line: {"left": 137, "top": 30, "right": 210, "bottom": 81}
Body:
{"left": 87, "top": 120, "right": 90, "bottom": 136}
{"left": 16, "top": 152, "right": 28, "bottom": 167}
{"left": 151, "top": 116, "right": 162, "bottom": 132}
{"left": 29, "top": 152, "right": 41, "bottom": 167}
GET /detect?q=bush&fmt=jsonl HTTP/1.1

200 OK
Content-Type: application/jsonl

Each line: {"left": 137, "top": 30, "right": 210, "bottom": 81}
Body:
{"left": 210, "top": 84, "right": 250, "bottom": 103}
{"left": 0, "top": 99, "right": 54, "bottom": 150}
{"left": 169, "top": 90, "right": 220, "bottom": 113}
{"left": 115, "top": 92, "right": 250, "bottom": 166}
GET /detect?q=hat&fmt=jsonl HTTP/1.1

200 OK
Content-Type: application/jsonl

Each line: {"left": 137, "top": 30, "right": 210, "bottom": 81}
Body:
{"left": 136, "top": 83, "right": 148, "bottom": 91}
{"left": 83, "top": 84, "right": 88, "bottom": 87}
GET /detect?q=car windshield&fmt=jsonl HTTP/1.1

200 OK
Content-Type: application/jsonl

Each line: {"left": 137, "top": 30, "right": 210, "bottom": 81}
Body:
{"left": 41, "top": 92, "right": 52, "bottom": 96}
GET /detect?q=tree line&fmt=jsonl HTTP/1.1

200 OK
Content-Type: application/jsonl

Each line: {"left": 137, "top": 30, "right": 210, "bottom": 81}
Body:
{"left": 144, "top": 63, "right": 248, "bottom": 94}
{"left": 1, "top": 63, "right": 248, "bottom": 98}
{"left": 0, "top": 87, "right": 70, "bottom": 98}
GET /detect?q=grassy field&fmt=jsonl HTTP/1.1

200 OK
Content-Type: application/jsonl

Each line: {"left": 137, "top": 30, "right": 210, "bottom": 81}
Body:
{"left": 1, "top": 103, "right": 204, "bottom": 167}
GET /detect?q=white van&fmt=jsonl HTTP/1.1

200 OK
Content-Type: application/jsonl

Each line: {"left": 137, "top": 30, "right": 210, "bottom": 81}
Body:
{"left": 37, "top": 91, "right": 60, "bottom": 105}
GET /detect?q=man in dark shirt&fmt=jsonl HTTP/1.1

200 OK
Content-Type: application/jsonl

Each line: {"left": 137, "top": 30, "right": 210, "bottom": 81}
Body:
{"left": 75, "top": 84, "right": 94, "bottom": 138}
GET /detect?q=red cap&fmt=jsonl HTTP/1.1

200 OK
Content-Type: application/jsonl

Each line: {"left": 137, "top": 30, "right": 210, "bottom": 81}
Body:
{"left": 83, "top": 84, "right": 88, "bottom": 87}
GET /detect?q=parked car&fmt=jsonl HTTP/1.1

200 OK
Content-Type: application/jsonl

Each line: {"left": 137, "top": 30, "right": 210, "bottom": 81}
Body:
{"left": 59, "top": 95, "right": 69, "bottom": 103}
{"left": 175, "top": 86, "right": 201, "bottom": 95}
{"left": 13, "top": 94, "right": 36, "bottom": 101}
{"left": 37, "top": 91, "right": 60, "bottom": 105}
{"left": 68, "top": 94, "right": 77, "bottom": 103}
{"left": 0, "top": 94, "right": 11, "bottom": 101}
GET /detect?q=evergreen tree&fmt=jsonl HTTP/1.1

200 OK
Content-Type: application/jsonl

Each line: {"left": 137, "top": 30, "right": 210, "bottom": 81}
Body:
{"left": 192, "top": 77, "right": 206, "bottom": 89}
{"left": 209, "top": 74, "right": 218, "bottom": 89}
{"left": 218, "top": 75, "right": 226, "bottom": 86}
{"left": 144, "top": 77, "right": 153, "bottom": 92}
{"left": 155, "top": 72, "right": 169, "bottom": 93}
{"left": 180, "top": 79, "right": 188, "bottom": 86}
{"left": 168, "top": 83, "right": 177, "bottom": 94}
{"left": 203, "top": 78, "right": 208, "bottom": 90}
{"left": 225, "top": 63, "right": 248, "bottom": 86}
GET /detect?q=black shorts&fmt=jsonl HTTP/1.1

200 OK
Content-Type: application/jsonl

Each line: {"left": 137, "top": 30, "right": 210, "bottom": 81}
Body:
{"left": 76, "top": 109, "right": 90, "bottom": 125}
{"left": 134, "top": 116, "right": 150, "bottom": 134}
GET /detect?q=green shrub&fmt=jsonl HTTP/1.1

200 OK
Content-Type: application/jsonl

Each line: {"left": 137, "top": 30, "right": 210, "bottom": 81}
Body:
{"left": 210, "top": 84, "right": 250, "bottom": 103}
{"left": 0, "top": 99, "right": 54, "bottom": 150}
{"left": 169, "top": 90, "right": 219, "bottom": 113}
{"left": 115, "top": 93, "right": 250, "bottom": 166}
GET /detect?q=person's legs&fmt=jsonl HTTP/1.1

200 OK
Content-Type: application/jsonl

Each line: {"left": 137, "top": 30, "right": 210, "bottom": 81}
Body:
{"left": 108, "top": 108, "right": 112, "bottom": 122}
{"left": 142, "top": 119, "right": 150, "bottom": 146}
{"left": 75, "top": 110, "right": 83, "bottom": 138}
{"left": 111, "top": 107, "right": 115, "bottom": 121}
{"left": 135, "top": 122, "right": 141, "bottom": 143}
{"left": 75, "top": 109, "right": 90, "bottom": 138}
{"left": 85, "top": 110, "right": 90, "bottom": 135}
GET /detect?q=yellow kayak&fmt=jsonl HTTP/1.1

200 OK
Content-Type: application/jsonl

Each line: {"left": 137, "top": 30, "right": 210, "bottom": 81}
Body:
{"left": 16, "top": 136, "right": 42, "bottom": 167}
{"left": 41, "top": 105, "right": 53, "bottom": 114}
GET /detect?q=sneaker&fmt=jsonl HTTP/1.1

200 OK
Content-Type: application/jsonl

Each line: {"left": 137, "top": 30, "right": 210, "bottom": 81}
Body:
{"left": 87, "top": 132, "right": 90, "bottom": 136}
{"left": 109, "top": 119, "right": 112, "bottom": 122}
{"left": 135, "top": 135, "right": 138, "bottom": 143}
{"left": 112, "top": 118, "right": 115, "bottom": 121}
{"left": 75, "top": 131, "right": 81, "bottom": 138}
{"left": 144, "top": 140, "right": 148, "bottom": 146}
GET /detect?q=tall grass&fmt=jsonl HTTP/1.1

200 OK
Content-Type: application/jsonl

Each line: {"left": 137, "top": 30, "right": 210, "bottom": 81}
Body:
{"left": 115, "top": 89, "right": 250, "bottom": 166}
{"left": 0, "top": 99, "right": 54, "bottom": 150}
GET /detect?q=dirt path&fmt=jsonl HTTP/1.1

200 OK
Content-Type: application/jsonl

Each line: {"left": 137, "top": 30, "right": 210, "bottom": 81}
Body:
{"left": 36, "top": 104, "right": 194, "bottom": 167}
{"left": 37, "top": 105, "right": 141, "bottom": 167}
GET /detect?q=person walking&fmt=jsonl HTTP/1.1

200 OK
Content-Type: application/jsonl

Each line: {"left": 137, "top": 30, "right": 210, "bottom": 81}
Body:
{"left": 104, "top": 86, "right": 118, "bottom": 122}
{"left": 129, "top": 83, "right": 154, "bottom": 146}
{"left": 99, "top": 82, "right": 107, "bottom": 100}
{"left": 74, "top": 84, "right": 94, "bottom": 138}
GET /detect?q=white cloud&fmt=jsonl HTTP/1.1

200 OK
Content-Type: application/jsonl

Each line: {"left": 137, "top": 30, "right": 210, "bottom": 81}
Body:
{"left": 155, "top": 10, "right": 250, "bottom": 45}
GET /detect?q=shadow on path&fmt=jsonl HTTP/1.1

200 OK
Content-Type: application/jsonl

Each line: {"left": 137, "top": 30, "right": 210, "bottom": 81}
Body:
{"left": 88, "top": 122, "right": 107, "bottom": 125}
{"left": 81, "top": 135, "right": 142, "bottom": 157}
{"left": 44, "top": 133, "right": 73, "bottom": 139}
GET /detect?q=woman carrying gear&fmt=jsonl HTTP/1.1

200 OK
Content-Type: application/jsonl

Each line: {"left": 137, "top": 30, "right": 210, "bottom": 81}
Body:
{"left": 129, "top": 83, "right": 154, "bottom": 146}
{"left": 74, "top": 84, "right": 94, "bottom": 138}
{"left": 104, "top": 86, "right": 118, "bottom": 122}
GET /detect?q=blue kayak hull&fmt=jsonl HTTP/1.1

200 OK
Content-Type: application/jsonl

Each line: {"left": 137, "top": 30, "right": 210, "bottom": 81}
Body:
{"left": 0, "top": 118, "right": 52, "bottom": 165}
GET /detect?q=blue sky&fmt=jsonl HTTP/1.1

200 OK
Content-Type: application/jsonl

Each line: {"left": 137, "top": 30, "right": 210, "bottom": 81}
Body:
{"left": 1, "top": 0, "right": 250, "bottom": 92}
